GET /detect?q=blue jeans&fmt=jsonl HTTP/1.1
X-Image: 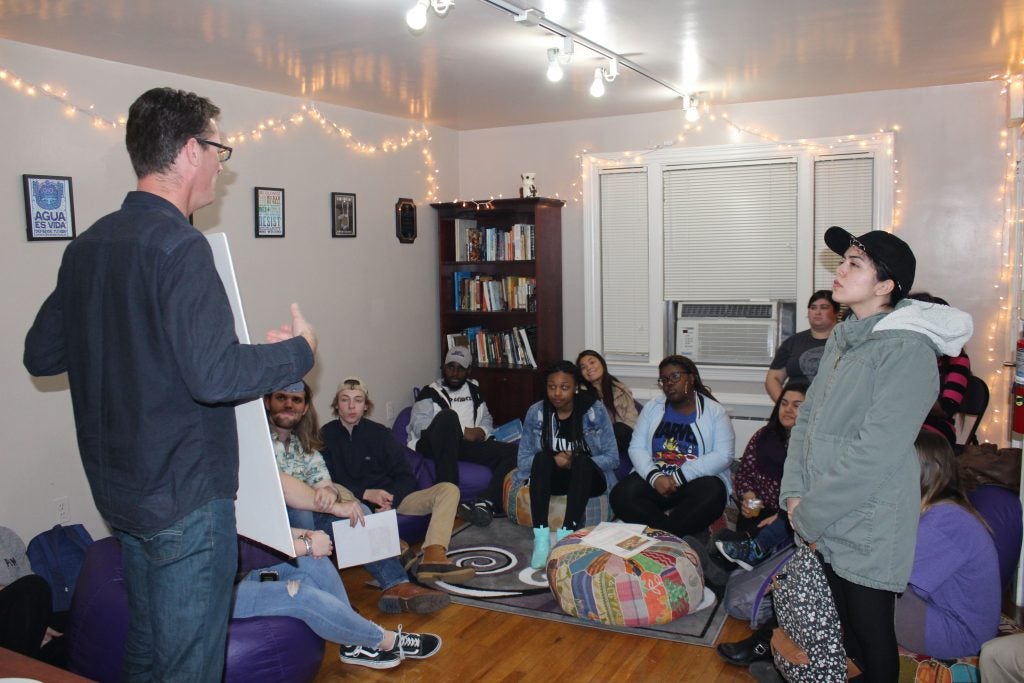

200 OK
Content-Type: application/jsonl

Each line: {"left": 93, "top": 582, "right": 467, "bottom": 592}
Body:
{"left": 233, "top": 555, "right": 385, "bottom": 648}
{"left": 287, "top": 506, "right": 409, "bottom": 591}
{"left": 114, "top": 498, "right": 237, "bottom": 683}
{"left": 754, "top": 510, "right": 793, "bottom": 553}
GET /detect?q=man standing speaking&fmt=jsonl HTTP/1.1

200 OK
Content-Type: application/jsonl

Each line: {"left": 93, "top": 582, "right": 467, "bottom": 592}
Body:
{"left": 24, "top": 87, "right": 316, "bottom": 682}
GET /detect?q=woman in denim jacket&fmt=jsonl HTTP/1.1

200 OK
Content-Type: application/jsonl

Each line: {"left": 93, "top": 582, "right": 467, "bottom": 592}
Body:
{"left": 515, "top": 361, "right": 619, "bottom": 569}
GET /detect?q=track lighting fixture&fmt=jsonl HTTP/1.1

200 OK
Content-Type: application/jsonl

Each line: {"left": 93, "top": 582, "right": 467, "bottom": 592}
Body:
{"left": 589, "top": 58, "right": 618, "bottom": 98}
{"left": 683, "top": 93, "right": 701, "bottom": 122}
{"left": 406, "top": 0, "right": 454, "bottom": 31}
{"left": 545, "top": 36, "right": 574, "bottom": 83}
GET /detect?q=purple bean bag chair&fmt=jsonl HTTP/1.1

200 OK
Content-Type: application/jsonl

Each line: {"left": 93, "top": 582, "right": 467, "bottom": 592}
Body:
{"left": 968, "top": 483, "right": 1023, "bottom": 590}
{"left": 392, "top": 406, "right": 491, "bottom": 503}
{"left": 69, "top": 537, "right": 324, "bottom": 683}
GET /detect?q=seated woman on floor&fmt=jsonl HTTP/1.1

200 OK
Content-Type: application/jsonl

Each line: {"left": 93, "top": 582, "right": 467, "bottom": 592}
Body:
{"left": 576, "top": 349, "right": 639, "bottom": 454}
{"left": 233, "top": 525, "right": 442, "bottom": 670}
{"left": 895, "top": 430, "right": 1001, "bottom": 659}
{"left": 610, "top": 355, "right": 735, "bottom": 539}
{"left": 515, "top": 360, "right": 619, "bottom": 569}
{"left": 715, "top": 381, "right": 808, "bottom": 570}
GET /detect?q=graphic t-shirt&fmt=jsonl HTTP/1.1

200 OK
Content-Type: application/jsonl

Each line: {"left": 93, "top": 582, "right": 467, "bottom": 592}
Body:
{"left": 552, "top": 414, "right": 586, "bottom": 454}
{"left": 769, "top": 330, "right": 827, "bottom": 385}
{"left": 651, "top": 406, "right": 698, "bottom": 474}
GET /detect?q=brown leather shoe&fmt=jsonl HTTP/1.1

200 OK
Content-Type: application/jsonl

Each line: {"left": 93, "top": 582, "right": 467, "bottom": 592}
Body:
{"left": 378, "top": 582, "right": 450, "bottom": 614}
{"left": 416, "top": 545, "right": 476, "bottom": 585}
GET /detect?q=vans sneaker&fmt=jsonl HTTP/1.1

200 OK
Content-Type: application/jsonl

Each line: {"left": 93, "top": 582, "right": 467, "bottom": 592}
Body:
{"left": 387, "top": 625, "right": 442, "bottom": 660}
{"left": 715, "top": 538, "right": 768, "bottom": 571}
{"left": 339, "top": 644, "right": 402, "bottom": 669}
{"left": 458, "top": 499, "right": 494, "bottom": 527}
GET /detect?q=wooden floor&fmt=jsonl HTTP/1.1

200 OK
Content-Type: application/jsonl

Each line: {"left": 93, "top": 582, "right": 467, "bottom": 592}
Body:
{"left": 314, "top": 564, "right": 759, "bottom": 682}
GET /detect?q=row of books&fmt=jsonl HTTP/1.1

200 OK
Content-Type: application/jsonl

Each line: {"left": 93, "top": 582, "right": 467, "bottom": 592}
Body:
{"left": 446, "top": 325, "right": 538, "bottom": 368}
{"left": 454, "top": 219, "right": 535, "bottom": 262}
{"left": 452, "top": 273, "right": 536, "bottom": 312}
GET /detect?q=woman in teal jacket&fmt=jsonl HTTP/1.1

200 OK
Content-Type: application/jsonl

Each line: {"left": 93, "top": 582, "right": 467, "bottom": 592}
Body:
{"left": 779, "top": 227, "right": 973, "bottom": 682}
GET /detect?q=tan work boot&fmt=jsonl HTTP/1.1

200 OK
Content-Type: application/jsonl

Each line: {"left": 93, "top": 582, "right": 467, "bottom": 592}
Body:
{"left": 378, "top": 581, "right": 450, "bottom": 614}
{"left": 415, "top": 545, "right": 476, "bottom": 585}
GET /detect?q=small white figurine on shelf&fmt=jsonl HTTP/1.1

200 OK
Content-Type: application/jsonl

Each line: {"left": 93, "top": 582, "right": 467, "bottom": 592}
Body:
{"left": 520, "top": 173, "right": 537, "bottom": 198}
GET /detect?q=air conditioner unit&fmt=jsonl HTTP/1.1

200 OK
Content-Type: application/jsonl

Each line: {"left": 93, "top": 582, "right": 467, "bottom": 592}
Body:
{"left": 676, "top": 301, "right": 789, "bottom": 366}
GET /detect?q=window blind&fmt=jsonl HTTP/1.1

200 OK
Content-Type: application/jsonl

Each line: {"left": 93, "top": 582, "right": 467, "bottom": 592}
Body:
{"left": 663, "top": 160, "right": 798, "bottom": 300}
{"left": 599, "top": 169, "right": 649, "bottom": 359}
{"left": 813, "top": 155, "right": 874, "bottom": 291}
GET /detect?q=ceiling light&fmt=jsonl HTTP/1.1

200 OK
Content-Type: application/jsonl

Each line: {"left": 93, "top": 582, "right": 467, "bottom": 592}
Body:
{"left": 683, "top": 93, "right": 701, "bottom": 122}
{"left": 589, "top": 68, "right": 605, "bottom": 97}
{"left": 546, "top": 48, "right": 564, "bottom": 82}
{"left": 406, "top": 0, "right": 454, "bottom": 31}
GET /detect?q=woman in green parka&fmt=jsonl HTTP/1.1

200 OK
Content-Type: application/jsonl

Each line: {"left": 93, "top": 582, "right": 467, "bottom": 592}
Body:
{"left": 779, "top": 227, "right": 973, "bottom": 683}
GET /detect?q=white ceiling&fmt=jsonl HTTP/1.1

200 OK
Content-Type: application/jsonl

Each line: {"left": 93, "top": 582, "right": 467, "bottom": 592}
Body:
{"left": 3, "top": 0, "right": 1024, "bottom": 130}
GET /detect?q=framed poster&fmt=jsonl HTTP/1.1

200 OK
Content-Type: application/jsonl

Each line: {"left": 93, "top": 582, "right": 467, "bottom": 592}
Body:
{"left": 331, "top": 192, "right": 357, "bottom": 238}
{"left": 254, "top": 187, "right": 285, "bottom": 238}
{"left": 23, "top": 174, "right": 76, "bottom": 241}
{"left": 395, "top": 198, "right": 417, "bottom": 244}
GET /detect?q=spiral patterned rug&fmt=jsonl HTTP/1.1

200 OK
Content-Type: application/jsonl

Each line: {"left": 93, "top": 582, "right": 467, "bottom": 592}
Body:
{"left": 412, "top": 517, "right": 727, "bottom": 647}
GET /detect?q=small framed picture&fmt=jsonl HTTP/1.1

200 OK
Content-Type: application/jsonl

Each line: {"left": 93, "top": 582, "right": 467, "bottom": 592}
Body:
{"left": 23, "top": 174, "right": 76, "bottom": 241}
{"left": 254, "top": 187, "right": 285, "bottom": 238}
{"left": 331, "top": 192, "right": 357, "bottom": 238}
{"left": 395, "top": 198, "right": 417, "bottom": 244}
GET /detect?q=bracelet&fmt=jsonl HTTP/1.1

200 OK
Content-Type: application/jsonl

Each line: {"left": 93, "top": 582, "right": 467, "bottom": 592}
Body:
{"left": 300, "top": 532, "right": 314, "bottom": 557}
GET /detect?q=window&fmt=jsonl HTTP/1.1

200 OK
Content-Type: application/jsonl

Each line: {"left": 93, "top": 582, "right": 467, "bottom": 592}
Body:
{"left": 584, "top": 134, "right": 893, "bottom": 377}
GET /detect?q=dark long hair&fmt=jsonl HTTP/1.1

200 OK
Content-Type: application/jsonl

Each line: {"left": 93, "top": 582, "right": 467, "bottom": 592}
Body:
{"left": 541, "top": 361, "right": 596, "bottom": 450}
{"left": 576, "top": 349, "right": 621, "bottom": 420}
{"left": 767, "top": 381, "right": 809, "bottom": 443}
{"left": 915, "top": 430, "right": 989, "bottom": 531}
{"left": 658, "top": 355, "right": 716, "bottom": 402}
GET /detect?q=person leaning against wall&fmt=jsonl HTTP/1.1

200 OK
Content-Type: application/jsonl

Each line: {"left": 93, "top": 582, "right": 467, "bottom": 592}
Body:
{"left": 764, "top": 290, "right": 839, "bottom": 401}
{"left": 23, "top": 87, "right": 316, "bottom": 683}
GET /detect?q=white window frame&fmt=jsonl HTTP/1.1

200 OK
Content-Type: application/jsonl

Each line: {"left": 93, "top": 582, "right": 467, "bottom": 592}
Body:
{"left": 582, "top": 133, "right": 894, "bottom": 382}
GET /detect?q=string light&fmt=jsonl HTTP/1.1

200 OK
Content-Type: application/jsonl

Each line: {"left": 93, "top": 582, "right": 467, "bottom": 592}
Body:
{"left": 0, "top": 64, "right": 441, "bottom": 200}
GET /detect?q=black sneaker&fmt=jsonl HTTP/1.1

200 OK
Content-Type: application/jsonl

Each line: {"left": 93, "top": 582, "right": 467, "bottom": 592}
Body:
{"left": 458, "top": 499, "right": 493, "bottom": 527}
{"left": 339, "top": 644, "right": 402, "bottom": 669}
{"left": 387, "top": 625, "right": 442, "bottom": 659}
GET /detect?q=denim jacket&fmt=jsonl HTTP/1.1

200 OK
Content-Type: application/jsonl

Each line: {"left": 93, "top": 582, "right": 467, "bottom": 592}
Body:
{"left": 513, "top": 400, "right": 619, "bottom": 488}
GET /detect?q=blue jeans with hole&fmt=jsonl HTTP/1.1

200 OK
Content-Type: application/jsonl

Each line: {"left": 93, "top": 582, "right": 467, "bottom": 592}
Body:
{"left": 114, "top": 498, "right": 237, "bottom": 683}
{"left": 233, "top": 555, "right": 385, "bottom": 648}
{"left": 287, "top": 506, "right": 409, "bottom": 591}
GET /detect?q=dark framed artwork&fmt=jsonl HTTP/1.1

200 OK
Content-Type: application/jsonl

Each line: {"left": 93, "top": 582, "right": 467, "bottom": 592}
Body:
{"left": 254, "top": 187, "right": 285, "bottom": 238}
{"left": 23, "top": 174, "right": 76, "bottom": 241}
{"left": 395, "top": 198, "right": 417, "bottom": 244}
{"left": 331, "top": 192, "right": 357, "bottom": 238}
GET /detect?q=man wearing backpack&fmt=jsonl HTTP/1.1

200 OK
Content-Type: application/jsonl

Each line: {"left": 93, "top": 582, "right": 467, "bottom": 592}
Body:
{"left": 406, "top": 346, "right": 517, "bottom": 525}
{"left": 23, "top": 88, "right": 316, "bottom": 682}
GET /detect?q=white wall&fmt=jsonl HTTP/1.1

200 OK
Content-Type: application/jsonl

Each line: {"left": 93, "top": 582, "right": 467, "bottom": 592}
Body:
{"left": 458, "top": 81, "right": 1011, "bottom": 440}
{"left": 1, "top": 39, "right": 459, "bottom": 541}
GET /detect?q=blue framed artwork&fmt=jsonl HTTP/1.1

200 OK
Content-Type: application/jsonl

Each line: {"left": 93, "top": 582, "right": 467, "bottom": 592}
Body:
{"left": 23, "top": 174, "right": 76, "bottom": 241}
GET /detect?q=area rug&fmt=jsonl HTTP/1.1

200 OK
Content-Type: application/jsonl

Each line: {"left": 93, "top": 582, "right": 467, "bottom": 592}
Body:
{"left": 413, "top": 518, "right": 727, "bottom": 647}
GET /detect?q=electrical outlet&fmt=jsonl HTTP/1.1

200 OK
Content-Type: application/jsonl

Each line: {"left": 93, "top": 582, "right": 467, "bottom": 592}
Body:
{"left": 55, "top": 496, "right": 70, "bottom": 523}
{"left": 386, "top": 401, "right": 394, "bottom": 421}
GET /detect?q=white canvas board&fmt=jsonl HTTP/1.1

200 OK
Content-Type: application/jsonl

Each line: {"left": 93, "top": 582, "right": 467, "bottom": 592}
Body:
{"left": 207, "top": 232, "right": 294, "bottom": 557}
{"left": 333, "top": 510, "right": 401, "bottom": 569}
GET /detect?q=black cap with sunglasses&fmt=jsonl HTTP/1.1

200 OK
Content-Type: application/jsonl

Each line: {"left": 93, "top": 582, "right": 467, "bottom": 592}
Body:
{"left": 824, "top": 226, "right": 916, "bottom": 298}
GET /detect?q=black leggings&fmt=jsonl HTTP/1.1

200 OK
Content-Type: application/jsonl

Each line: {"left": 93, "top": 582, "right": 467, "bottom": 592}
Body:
{"left": 529, "top": 451, "right": 606, "bottom": 530}
{"left": 609, "top": 472, "right": 726, "bottom": 537}
{"left": 823, "top": 562, "right": 898, "bottom": 683}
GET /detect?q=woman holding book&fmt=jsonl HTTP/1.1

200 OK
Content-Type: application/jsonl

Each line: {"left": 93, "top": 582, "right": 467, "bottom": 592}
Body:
{"left": 609, "top": 355, "right": 735, "bottom": 539}
{"left": 576, "top": 349, "right": 639, "bottom": 454}
{"left": 514, "top": 361, "right": 619, "bottom": 569}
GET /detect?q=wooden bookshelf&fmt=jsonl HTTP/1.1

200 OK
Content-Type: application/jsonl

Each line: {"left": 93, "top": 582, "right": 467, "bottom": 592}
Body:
{"left": 431, "top": 197, "right": 563, "bottom": 424}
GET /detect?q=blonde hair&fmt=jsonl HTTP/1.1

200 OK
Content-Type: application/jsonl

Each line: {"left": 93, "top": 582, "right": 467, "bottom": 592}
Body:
{"left": 331, "top": 377, "right": 375, "bottom": 417}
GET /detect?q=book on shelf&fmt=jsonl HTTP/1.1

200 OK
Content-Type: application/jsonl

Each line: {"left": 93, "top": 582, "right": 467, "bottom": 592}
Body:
{"left": 450, "top": 274, "right": 536, "bottom": 312}
{"left": 455, "top": 222, "right": 535, "bottom": 263}
{"left": 445, "top": 332, "right": 469, "bottom": 352}
{"left": 447, "top": 324, "right": 537, "bottom": 369}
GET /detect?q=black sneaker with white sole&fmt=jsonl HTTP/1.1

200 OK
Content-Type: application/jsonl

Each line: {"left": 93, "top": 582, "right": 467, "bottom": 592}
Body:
{"left": 458, "top": 499, "right": 494, "bottom": 527}
{"left": 339, "top": 644, "right": 402, "bottom": 669}
{"left": 387, "top": 625, "right": 442, "bottom": 659}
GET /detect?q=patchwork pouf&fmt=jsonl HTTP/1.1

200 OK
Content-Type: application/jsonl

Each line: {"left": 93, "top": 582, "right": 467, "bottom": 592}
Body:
{"left": 548, "top": 527, "right": 704, "bottom": 626}
{"left": 502, "top": 471, "right": 614, "bottom": 529}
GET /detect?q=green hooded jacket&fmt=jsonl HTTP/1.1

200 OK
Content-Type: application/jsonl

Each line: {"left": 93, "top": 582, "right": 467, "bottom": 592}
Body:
{"left": 779, "top": 299, "right": 973, "bottom": 591}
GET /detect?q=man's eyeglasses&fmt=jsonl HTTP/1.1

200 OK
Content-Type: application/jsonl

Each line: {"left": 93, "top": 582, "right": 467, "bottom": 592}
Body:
{"left": 196, "top": 138, "right": 232, "bottom": 162}
{"left": 656, "top": 371, "right": 689, "bottom": 387}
